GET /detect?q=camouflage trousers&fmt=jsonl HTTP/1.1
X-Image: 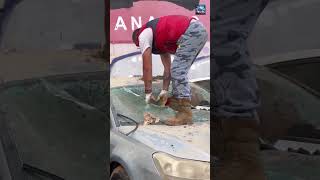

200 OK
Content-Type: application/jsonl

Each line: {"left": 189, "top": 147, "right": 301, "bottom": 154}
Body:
{"left": 171, "top": 21, "right": 208, "bottom": 99}
{"left": 212, "top": 0, "right": 269, "bottom": 118}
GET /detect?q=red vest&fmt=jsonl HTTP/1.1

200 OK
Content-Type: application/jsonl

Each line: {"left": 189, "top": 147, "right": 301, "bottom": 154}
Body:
{"left": 134, "top": 15, "right": 194, "bottom": 54}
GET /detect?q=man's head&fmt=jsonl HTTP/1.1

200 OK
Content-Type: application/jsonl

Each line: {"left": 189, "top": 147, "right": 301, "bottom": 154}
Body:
{"left": 132, "top": 28, "right": 140, "bottom": 47}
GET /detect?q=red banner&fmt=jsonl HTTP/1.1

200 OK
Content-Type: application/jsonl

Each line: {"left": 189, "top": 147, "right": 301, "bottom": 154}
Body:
{"left": 110, "top": 0, "right": 210, "bottom": 43}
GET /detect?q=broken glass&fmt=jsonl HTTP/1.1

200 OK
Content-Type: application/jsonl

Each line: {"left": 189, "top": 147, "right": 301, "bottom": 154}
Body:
{"left": 111, "top": 81, "right": 210, "bottom": 125}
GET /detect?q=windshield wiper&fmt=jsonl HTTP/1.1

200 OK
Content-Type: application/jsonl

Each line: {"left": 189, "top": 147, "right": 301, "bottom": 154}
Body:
{"left": 23, "top": 163, "right": 65, "bottom": 180}
{"left": 116, "top": 113, "right": 139, "bottom": 136}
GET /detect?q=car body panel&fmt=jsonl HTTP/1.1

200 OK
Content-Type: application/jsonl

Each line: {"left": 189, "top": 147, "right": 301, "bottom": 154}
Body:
{"left": 110, "top": 129, "right": 161, "bottom": 180}
{"left": 118, "top": 122, "right": 210, "bottom": 162}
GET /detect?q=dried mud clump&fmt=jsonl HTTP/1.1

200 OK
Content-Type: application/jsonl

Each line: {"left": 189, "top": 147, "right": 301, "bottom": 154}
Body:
{"left": 143, "top": 112, "right": 160, "bottom": 125}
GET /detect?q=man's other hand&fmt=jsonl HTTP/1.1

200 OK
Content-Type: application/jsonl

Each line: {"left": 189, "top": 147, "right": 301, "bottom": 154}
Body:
{"left": 157, "top": 90, "right": 168, "bottom": 106}
{"left": 145, "top": 93, "right": 157, "bottom": 104}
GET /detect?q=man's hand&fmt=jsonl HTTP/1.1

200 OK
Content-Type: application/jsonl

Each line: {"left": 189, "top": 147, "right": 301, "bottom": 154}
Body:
{"left": 157, "top": 90, "right": 169, "bottom": 106}
{"left": 145, "top": 93, "right": 157, "bottom": 104}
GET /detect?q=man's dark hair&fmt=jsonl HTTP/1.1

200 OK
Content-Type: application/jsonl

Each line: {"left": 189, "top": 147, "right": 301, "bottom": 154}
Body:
{"left": 132, "top": 28, "right": 140, "bottom": 43}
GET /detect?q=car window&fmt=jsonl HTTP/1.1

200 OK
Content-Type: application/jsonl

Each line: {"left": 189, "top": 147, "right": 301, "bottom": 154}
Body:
{"left": 254, "top": 66, "right": 320, "bottom": 142}
{"left": 267, "top": 57, "right": 320, "bottom": 94}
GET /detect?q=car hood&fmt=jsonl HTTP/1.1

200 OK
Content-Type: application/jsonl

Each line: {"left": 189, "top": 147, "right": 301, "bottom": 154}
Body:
{"left": 118, "top": 121, "right": 210, "bottom": 162}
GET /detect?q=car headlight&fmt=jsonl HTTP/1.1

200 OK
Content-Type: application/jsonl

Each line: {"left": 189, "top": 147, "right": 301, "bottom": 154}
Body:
{"left": 153, "top": 152, "right": 210, "bottom": 180}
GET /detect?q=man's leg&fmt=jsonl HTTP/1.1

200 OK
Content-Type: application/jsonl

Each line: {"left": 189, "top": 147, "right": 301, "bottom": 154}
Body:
{"left": 212, "top": 0, "right": 269, "bottom": 179}
{"left": 165, "top": 21, "right": 208, "bottom": 126}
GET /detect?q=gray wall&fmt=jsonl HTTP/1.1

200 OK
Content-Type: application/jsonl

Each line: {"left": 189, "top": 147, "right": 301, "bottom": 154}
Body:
{"left": 0, "top": 0, "right": 5, "bottom": 9}
{"left": 249, "top": 0, "right": 320, "bottom": 64}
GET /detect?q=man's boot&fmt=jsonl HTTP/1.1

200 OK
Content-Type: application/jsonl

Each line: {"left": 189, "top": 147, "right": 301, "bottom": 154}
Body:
{"left": 166, "top": 96, "right": 179, "bottom": 111}
{"left": 165, "top": 98, "right": 193, "bottom": 126}
{"left": 213, "top": 117, "right": 266, "bottom": 180}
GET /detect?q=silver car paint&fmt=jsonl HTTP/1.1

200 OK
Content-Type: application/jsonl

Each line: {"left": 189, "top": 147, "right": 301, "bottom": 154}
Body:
{"left": 110, "top": 106, "right": 162, "bottom": 180}
{"left": 110, "top": 129, "right": 161, "bottom": 180}
{"left": 118, "top": 123, "right": 210, "bottom": 162}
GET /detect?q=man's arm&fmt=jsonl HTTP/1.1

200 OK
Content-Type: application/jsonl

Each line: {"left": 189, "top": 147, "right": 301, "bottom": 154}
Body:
{"left": 160, "top": 53, "right": 171, "bottom": 91}
{"left": 143, "top": 47, "right": 153, "bottom": 93}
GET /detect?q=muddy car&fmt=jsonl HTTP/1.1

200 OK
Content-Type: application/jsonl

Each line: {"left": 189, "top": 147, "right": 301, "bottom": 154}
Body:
{"left": 109, "top": 51, "right": 320, "bottom": 180}
{"left": 110, "top": 53, "right": 210, "bottom": 180}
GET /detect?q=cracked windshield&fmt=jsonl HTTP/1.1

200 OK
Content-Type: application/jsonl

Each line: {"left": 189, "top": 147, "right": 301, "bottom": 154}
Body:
{"left": 110, "top": 54, "right": 210, "bottom": 126}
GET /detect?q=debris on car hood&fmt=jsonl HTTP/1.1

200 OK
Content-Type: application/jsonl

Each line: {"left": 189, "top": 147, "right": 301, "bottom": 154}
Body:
{"left": 118, "top": 122, "right": 210, "bottom": 162}
{"left": 143, "top": 112, "right": 160, "bottom": 125}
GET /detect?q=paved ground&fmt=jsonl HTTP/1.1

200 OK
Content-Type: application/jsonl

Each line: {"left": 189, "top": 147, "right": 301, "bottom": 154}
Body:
{"left": 0, "top": 49, "right": 106, "bottom": 82}
{"left": 0, "top": 0, "right": 107, "bottom": 79}
{"left": 0, "top": 0, "right": 104, "bottom": 49}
